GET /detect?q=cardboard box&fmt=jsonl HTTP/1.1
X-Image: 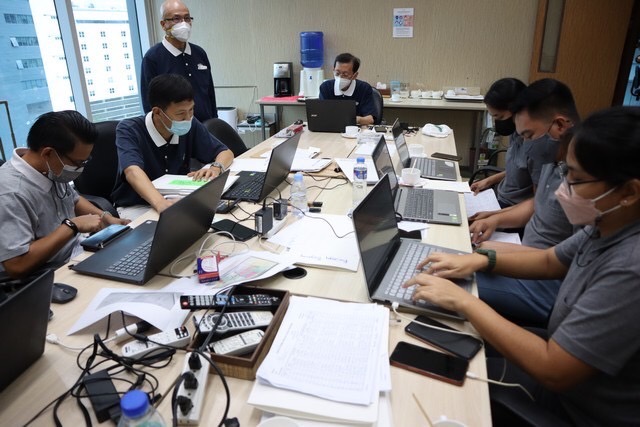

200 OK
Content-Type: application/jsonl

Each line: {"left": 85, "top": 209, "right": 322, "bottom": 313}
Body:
{"left": 192, "top": 285, "right": 290, "bottom": 380}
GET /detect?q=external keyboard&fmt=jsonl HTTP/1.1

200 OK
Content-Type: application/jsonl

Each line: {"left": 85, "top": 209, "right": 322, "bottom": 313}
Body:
{"left": 105, "top": 238, "right": 152, "bottom": 277}
{"left": 403, "top": 189, "right": 434, "bottom": 219}
{"left": 384, "top": 241, "right": 434, "bottom": 300}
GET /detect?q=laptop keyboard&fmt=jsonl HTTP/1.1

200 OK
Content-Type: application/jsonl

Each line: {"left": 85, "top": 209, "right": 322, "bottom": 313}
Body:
{"left": 224, "top": 173, "right": 265, "bottom": 200}
{"left": 403, "top": 189, "right": 434, "bottom": 219}
{"left": 383, "top": 241, "right": 434, "bottom": 300}
{"left": 105, "top": 237, "right": 152, "bottom": 277}
{"left": 415, "top": 158, "right": 435, "bottom": 176}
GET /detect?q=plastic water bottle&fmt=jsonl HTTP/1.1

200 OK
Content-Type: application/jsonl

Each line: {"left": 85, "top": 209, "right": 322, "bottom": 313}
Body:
{"left": 352, "top": 157, "right": 368, "bottom": 207}
{"left": 290, "top": 172, "right": 308, "bottom": 217}
{"left": 117, "top": 390, "right": 166, "bottom": 427}
{"left": 300, "top": 31, "right": 324, "bottom": 68}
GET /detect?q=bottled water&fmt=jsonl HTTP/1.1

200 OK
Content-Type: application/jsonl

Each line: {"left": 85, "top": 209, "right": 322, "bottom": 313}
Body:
{"left": 352, "top": 157, "right": 368, "bottom": 207}
{"left": 290, "top": 172, "right": 308, "bottom": 217}
{"left": 117, "top": 390, "right": 165, "bottom": 427}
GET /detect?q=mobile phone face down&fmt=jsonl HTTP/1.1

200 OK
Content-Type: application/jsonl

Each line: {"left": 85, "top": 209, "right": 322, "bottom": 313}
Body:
{"left": 431, "top": 152, "right": 462, "bottom": 162}
{"left": 389, "top": 341, "right": 468, "bottom": 386}
{"left": 405, "top": 316, "right": 483, "bottom": 360}
{"left": 211, "top": 219, "right": 258, "bottom": 242}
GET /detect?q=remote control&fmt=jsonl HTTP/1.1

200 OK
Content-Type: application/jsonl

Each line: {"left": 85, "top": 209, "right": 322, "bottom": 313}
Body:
{"left": 192, "top": 311, "right": 273, "bottom": 334}
{"left": 121, "top": 326, "right": 190, "bottom": 359}
{"left": 180, "top": 294, "right": 281, "bottom": 310}
{"left": 210, "top": 329, "right": 265, "bottom": 356}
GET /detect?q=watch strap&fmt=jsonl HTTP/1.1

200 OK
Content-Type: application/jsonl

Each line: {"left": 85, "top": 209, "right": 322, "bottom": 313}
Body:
{"left": 475, "top": 248, "right": 496, "bottom": 273}
{"left": 61, "top": 218, "right": 79, "bottom": 236}
{"left": 211, "top": 162, "right": 226, "bottom": 173}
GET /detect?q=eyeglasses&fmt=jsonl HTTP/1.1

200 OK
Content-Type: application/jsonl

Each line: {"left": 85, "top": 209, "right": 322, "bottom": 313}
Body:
{"left": 61, "top": 152, "right": 92, "bottom": 171}
{"left": 558, "top": 161, "right": 602, "bottom": 195}
{"left": 163, "top": 15, "right": 194, "bottom": 24}
{"left": 334, "top": 71, "right": 354, "bottom": 79}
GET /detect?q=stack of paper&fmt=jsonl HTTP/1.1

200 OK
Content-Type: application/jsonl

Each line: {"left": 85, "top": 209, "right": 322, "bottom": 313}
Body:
{"left": 151, "top": 174, "right": 238, "bottom": 196}
{"left": 248, "top": 296, "right": 391, "bottom": 425}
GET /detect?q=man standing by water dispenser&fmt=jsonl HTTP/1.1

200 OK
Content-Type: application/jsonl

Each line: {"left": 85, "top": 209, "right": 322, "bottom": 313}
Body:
{"left": 140, "top": 0, "right": 218, "bottom": 122}
{"left": 319, "top": 53, "right": 376, "bottom": 126}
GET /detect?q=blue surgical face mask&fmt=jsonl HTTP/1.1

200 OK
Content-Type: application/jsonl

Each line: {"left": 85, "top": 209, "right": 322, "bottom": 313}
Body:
{"left": 160, "top": 109, "right": 192, "bottom": 136}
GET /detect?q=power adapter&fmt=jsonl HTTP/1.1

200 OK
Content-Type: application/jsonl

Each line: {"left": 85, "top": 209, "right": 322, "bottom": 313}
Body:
{"left": 83, "top": 369, "right": 121, "bottom": 423}
{"left": 255, "top": 206, "right": 273, "bottom": 235}
{"left": 273, "top": 198, "right": 288, "bottom": 220}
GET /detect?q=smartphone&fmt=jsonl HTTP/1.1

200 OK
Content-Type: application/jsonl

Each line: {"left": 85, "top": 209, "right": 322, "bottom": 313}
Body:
{"left": 405, "top": 316, "right": 482, "bottom": 360}
{"left": 211, "top": 219, "right": 258, "bottom": 242}
{"left": 389, "top": 341, "right": 468, "bottom": 386}
{"left": 431, "top": 152, "right": 462, "bottom": 162}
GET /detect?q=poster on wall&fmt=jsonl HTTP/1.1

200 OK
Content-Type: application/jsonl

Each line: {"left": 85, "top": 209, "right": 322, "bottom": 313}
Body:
{"left": 393, "top": 8, "right": 414, "bottom": 38}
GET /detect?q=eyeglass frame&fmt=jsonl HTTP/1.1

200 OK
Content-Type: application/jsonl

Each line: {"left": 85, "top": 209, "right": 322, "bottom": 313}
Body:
{"left": 163, "top": 15, "right": 194, "bottom": 24}
{"left": 59, "top": 151, "right": 92, "bottom": 171}
{"left": 557, "top": 161, "right": 602, "bottom": 195}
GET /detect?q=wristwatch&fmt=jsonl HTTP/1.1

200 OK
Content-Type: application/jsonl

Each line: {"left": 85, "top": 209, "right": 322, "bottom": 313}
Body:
{"left": 211, "top": 162, "right": 226, "bottom": 173}
{"left": 61, "top": 218, "right": 79, "bottom": 236}
{"left": 475, "top": 248, "right": 496, "bottom": 273}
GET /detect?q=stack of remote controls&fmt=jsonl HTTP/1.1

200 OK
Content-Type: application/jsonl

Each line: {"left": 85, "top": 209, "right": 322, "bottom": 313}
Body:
{"left": 182, "top": 293, "right": 281, "bottom": 356}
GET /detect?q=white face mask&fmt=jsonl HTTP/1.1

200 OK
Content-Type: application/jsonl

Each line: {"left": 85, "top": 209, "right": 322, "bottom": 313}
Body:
{"left": 334, "top": 77, "right": 353, "bottom": 92}
{"left": 170, "top": 22, "right": 191, "bottom": 42}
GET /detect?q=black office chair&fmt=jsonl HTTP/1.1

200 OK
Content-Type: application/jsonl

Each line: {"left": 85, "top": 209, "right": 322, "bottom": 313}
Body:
{"left": 469, "top": 128, "right": 507, "bottom": 187}
{"left": 371, "top": 88, "right": 384, "bottom": 125}
{"left": 73, "top": 120, "right": 120, "bottom": 217}
{"left": 203, "top": 118, "right": 248, "bottom": 157}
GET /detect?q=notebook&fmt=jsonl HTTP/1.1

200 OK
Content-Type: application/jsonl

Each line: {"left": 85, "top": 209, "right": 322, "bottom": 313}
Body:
{"left": 71, "top": 171, "right": 229, "bottom": 285}
{"left": 352, "top": 175, "right": 471, "bottom": 320}
{"left": 305, "top": 99, "right": 356, "bottom": 133}
{"left": 222, "top": 132, "right": 300, "bottom": 202}
{"left": 394, "top": 132, "right": 457, "bottom": 181}
{"left": 371, "top": 136, "right": 462, "bottom": 225}
{"left": 0, "top": 269, "right": 53, "bottom": 391}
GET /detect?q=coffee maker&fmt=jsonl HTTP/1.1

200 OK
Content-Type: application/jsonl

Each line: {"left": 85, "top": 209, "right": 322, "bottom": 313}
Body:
{"left": 273, "top": 62, "right": 293, "bottom": 97}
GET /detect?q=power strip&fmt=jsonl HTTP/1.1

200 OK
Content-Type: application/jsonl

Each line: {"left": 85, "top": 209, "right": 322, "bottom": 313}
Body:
{"left": 176, "top": 352, "right": 209, "bottom": 425}
{"left": 264, "top": 217, "right": 288, "bottom": 238}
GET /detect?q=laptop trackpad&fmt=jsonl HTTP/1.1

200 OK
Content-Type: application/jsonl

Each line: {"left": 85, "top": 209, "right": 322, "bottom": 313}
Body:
{"left": 437, "top": 203, "right": 456, "bottom": 215}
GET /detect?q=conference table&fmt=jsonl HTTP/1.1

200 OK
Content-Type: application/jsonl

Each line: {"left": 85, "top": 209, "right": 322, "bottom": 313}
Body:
{"left": 0, "top": 128, "right": 492, "bottom": 426}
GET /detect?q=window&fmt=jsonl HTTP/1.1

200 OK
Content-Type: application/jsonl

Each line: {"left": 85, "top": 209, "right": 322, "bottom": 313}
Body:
{"left": 85, "top": 67, "right": 91, "bottom": 74}
{"left": 127, "top": 75, "right": 132, "bottom": 81}
{"left": 100, "top": 31, "right": 106, "bottom": 37}
{"left": 124, "top": 53, "right": 129, "bottom": 59}
{"left": 19, "top": 58, "right": 44, "bottom": 68}
{"left": 4, "top": 14, "right": 34, "bottom": 24}
{"left": 122, "top": 42, "right": 127, "bottom": 48}
{"left": 105, "top": 65, "right": 111, "bottom": 72}
{"left": 27, "top": 100, "right": 52, "bottom": 114}
{"left": 14, "top": 36, "right": 39, "bottom": 46}
{"left": 82, "top": 56, "right": 89, "bottom": 62}
{"left": 102, "top": 42, "right": 108, "bottom": 49}
{"left": 108, "top": 77, "right": 113, "bottom": 83}
{"left": 109, "top": 88, "right": 115, "bottom": 94}
{"left": 80, "top": 43, "right": 86, "bottom": 50}
{"left": 78, "top": 31, "right": 84, "bottom": 37}
{"left": 89, "top": 90, "right": 95, "bottom": 97}
{"left": 87, "top": 79, "right": 93, "bottom": 85}
{"left": 21, "top": 79, "right": 48, "bottom": 89}
{"left": 121, "top": 30, "right": 126, "bottom": 36}
{"left": 129, "top": 85, "right": 134, "bottom": 91}
{"left": 104, "top": 54, "right": 109, "bottom": 60}
{"left": 125, "top": 64, "right": 131, "bottom": 70}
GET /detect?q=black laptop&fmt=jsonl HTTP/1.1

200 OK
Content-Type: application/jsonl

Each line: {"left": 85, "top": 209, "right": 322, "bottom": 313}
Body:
{"left": 222, "top": 132, "right": 300, "bottom": 202}
{"left": 71, "top": 171, "right": 229, "bottom": 285}
{"left": 371, "top": 136, "right": 462, "bottom": 225}
{"left": 305, "top": 99, "right": 356, "bottom": 133}
{"left": 394, "top": 132, "right": 457, "bottom": 181}
{"left": 352, "top": 175, "right": 471, "bottom": 320}
{"left": 0, "top": 269, "right": 53, "bottom": 391}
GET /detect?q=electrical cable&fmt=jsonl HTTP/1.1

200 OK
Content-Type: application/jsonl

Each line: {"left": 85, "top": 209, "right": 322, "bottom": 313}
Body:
{"left": 466, "top": 371, "right": 535, "bottom": 402}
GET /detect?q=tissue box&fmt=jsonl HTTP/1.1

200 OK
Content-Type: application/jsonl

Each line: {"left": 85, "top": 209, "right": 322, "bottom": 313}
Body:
{"left": 191, "top": 285, "right": 290, "bottom": 380}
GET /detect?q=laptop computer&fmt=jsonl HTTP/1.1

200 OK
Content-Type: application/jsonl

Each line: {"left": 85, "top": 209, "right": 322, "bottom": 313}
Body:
{"left": 222, "top": 132, "right": 300, "bottom": 202}
{"left": 0, "top": 269, "right": 53, "bottom": 391}
{"left": 352, "top": 175, "right": 471, "bottom": 320}
{"left": 371, "top": 136, "right": 462, "bottom": 225}
{"left": 305, "top": 99, "right": 356, "bottom": 133}
{"left": 71, "top": 171, "right": 229, "bottom": 285}
{"left": 394, "top": 132, "right": 457, "bottom": 181}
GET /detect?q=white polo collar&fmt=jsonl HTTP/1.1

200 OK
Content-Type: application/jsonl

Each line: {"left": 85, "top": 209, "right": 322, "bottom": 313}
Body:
{"left": 162, "top": 37, "right": 191, "bottom": 56}
{"left": 10, "top": 147, "right": 53, "bottom": 191}
{"left": 334, "top": 78, "right": 356, "bottom": 96}
{"left": 145, "top": 112, "right": 179, "bottom": 147}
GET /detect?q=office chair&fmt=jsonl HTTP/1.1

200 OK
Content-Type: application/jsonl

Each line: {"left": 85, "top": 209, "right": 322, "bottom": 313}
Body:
{"left": 371, "top": 88, "right": 384, "bottom": 125}
{"left": 73, "top": 120, "right": 120, "bottom": 217}
{"left": 203, "top": 118, "right": 248, "bottom": 157}
{"left": 469, "top": 128, "right": 506, "bottom": 187}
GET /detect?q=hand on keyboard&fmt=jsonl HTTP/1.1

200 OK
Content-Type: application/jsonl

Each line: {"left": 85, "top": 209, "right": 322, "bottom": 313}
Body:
{"left": 402, "top": 272, "right": 473, "bottom": 314}
{"left": 416, "top": 252, "right": 481, "bottom": 279}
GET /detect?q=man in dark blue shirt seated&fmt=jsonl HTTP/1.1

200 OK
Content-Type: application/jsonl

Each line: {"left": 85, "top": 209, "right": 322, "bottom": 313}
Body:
{"left": 319, "top": 53, "right": 376, "bottom": 126}
{"left": 112, "top": 74, "right": 233, "bottom": 220}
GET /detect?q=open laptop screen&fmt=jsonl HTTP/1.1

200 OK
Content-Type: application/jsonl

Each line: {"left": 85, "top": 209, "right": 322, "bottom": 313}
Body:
{"left": 353, "top": 174, "right": 400, "bottom": 292}
{"left": 371, "top": 135, "right": 399, "bottom": 195}
{"left": 394, "top": 133, "right": 411, "bottom": 168}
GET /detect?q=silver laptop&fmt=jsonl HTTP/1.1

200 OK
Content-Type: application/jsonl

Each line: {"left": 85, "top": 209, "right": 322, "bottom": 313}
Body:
{"left": 71, "top": 171, "right": 229, "bottom": 285}
{"left": 305, "top": 99, "right": 356, "bottom": 132}
{"left": 352, "top": 175, "right": 470, "bottom": 320}
{"left": 371, "top": 136, "right": 462, "bottom": 225}
{"left": 394, "top": 132, "right": 457, "bottom": 181}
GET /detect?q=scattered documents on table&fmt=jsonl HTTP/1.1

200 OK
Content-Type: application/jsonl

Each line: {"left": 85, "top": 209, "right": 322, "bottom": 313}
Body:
{"left": 335, "top": 158, "right": 379, "bottom": 184}
{"left": 464, "top": 189, "right": 500, "bottom": 217}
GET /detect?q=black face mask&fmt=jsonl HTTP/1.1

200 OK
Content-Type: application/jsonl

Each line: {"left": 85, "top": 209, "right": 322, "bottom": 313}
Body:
{"left": 494, "top": 118, "right": 516, "bottom": 136}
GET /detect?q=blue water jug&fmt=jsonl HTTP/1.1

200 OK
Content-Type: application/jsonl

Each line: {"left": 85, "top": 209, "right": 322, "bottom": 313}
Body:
{"left": 300, "top": 31, "right": 323, "bottom": 68}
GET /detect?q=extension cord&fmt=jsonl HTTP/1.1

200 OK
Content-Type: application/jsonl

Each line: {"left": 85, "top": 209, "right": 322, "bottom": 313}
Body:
{"left": 264, "top": 217, "right": 288, "bottom": 238}
{"left": 176, "top": 352, "right": 209, "bottom": 425}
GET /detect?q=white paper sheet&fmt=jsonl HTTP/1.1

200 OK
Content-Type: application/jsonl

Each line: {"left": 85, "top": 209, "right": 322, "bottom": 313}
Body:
{"left": 229, "top": 158, "right": 268, "bottom": 173}
{"left": 335, "top": 158, "right": 379, "bottom": 184}
{"left": 464, "top": 189, "right": 501, "bottom": 217}
{"left": 291, "top": 158, "right": 332, "bottom": 172}
{"left": 420, "top": 179, "right": 471, "bottom": 193}
{"left": 489, "top": 231, "right": 522, "bottom": 245}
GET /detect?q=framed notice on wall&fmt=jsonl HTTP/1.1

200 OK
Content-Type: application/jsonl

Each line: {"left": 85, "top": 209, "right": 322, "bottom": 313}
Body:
{"left": 393, "top": 8, "right": 414, "bottom": 38}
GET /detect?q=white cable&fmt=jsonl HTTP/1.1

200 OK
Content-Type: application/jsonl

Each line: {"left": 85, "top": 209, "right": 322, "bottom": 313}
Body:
{"left": 391, "top": 303, "right": 482, "bottom": 340}
{"left": 168, "top": 231, "right": 245, "bottom": 277}
{"left": 45, "top": 333, "right": 87, "bottom": 351}
{"left": 466, "top": 371, "right": 535, "bottom": 402}
{"left": 257, "top": 236, "right": 282, "bottom": 254}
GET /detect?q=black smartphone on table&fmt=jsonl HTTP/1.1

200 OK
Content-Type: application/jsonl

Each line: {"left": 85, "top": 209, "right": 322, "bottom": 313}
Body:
{"left": 431, "top": 152, "right": 462, "bottom": 162}
{"left": 211, "top": 219, "right": 258, "bottom": 242}
{"left": 389, "top": 341, "right": 469, "bottom": 386}
{"left": 405, "top": 315, "right": 483, "bottom": 360}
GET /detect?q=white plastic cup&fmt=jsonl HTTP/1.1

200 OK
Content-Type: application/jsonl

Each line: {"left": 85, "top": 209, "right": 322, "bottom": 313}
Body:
{"left": 421, "top": 90, "right": 432, "bottom": 98}
{"left": 345, "top": 125, "right": 359, "bottom": 136}
{"left": 410, "top": 90, "right": 420, "bottom": 98}
{"left": 402, "top": 168, "right": 421, "bottom": 186}
{"left": 408, "top": 143, "right": 424, "bottom": 157}
{"left": 446, "top": 89, "right": 456, "bottom": 97}
{"left": 391, "top": 93, "right": 401, "bottom": 102}
{"left": 431, "top": 90, "right": 444, "bottom": 99}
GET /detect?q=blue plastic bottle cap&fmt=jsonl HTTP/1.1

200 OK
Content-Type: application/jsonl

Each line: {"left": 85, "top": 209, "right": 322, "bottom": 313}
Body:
{"left": 120, "top": 390, "right": 149, "bottom": 419}
{"left": 356, "top": 157, "right": 365, "bottom": 163}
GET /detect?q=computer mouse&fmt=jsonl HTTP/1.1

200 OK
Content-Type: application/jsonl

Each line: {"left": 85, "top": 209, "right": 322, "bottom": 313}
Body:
{"left": 51, "top": 282, "right": 77, "bottom": 304}
{"left": 294, "top": 119, "right": 303, "bottom": 125}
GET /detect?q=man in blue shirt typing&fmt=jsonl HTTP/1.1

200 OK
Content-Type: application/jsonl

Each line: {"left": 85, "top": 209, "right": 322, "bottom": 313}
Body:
{"left": 112, "top": 74, "right": 233, "bottom": 219}
{"left": 319, "top": 53, "right": 376, "bottom": 126}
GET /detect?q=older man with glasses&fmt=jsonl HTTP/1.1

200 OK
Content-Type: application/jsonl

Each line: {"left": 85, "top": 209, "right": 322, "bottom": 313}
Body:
{"left": 140, "top": 0, "right": 219, "bottom": 122}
